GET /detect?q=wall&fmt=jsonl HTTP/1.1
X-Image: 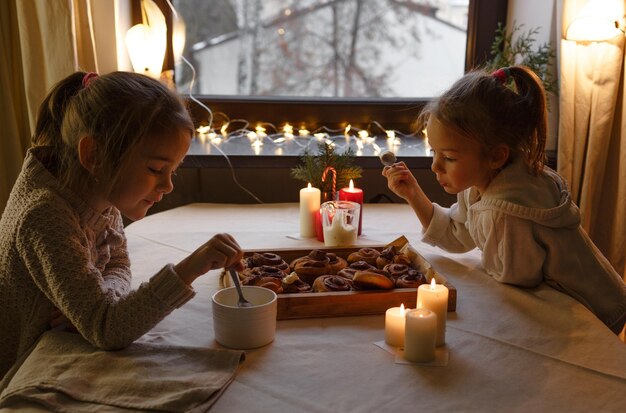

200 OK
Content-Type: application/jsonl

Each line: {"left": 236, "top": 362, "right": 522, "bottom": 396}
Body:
{"left": 507, "top": 0, "right": 559, "bottom": 151}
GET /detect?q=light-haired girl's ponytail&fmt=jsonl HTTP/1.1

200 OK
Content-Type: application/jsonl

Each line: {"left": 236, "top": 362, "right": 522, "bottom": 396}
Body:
{"left": 32, "top": 72, "right": 85, "bottom": 149}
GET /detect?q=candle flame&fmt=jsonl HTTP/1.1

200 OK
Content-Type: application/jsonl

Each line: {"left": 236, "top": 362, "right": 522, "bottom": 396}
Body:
{"left": 307, "top": 183, "right": 312, "bottom": 189}
{"left": 430, "top": 278, "right": 437, "bottom": 289}
{"left": 349, "top": 179, "right": 354, "bottom": 190}
{"left": 400, "top": 303, "right": 405, "bottom": 314}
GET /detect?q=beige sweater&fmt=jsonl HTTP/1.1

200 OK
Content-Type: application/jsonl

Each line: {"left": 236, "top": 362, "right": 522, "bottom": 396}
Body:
{"left": 424, "top": 158, "right": 626, "bottom": 334}
{"left": 0, "top": 148, "right": 195, "bottom": 378}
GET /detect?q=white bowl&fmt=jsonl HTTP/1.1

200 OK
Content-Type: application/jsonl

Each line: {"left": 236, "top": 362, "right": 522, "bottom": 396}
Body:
{"left": 212, "top": 286, "right": 277, "bottom": 349}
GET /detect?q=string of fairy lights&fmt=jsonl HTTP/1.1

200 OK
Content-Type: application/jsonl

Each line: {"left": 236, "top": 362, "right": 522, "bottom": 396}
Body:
{"left": 194, "top": 118, "right": 431, "bottom": 157}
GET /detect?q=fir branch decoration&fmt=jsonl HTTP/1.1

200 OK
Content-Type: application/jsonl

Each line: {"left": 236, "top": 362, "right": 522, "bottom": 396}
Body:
{"left": 486, "top": 22, "right": 557, "bottom": 96}
{"left": 291, "top": 142, "right": 363, "bottom": 197}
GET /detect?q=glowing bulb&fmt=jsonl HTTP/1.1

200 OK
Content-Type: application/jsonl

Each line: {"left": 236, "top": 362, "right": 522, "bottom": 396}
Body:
{"left": 196, "top": 125, "right": 211, "bottom": 134}
{"left": 220, "top": 123, "right": 229, "bottom": 137}
{"left": 386, "top": 130, "right": 396, "bottom": 139}
{"left": 299, "top": 128, "right": 310, "bottom": 137}
{"left": 358, "top": 130, "right": 369, "bottom": 139}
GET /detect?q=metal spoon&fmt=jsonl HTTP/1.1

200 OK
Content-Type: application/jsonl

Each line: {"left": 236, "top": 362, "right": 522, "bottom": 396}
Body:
{"left": 379, "top": 150, "right": 397, "bottom": 166}
{"left": 228, "top": 268, "right": 252, "bottom": 307}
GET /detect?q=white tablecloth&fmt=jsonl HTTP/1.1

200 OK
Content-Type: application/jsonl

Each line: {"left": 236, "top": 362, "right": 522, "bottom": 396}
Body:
{"left": 122, "top": 203, "right": 625, "bottom": 412}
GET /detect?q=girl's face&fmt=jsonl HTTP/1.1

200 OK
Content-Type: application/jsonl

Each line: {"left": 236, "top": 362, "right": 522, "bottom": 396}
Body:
{"left": 427, "top": 116, "right": 496, "bottom": 195}
{"left": 108, "top": 130, "right": 191, "bottom": 221}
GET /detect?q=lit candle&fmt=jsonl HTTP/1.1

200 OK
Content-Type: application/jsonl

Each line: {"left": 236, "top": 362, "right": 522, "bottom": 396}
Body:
{"left": 385, "top": 304, "right": 407, "bottom": 347}
{"left": 299, "top": 183, "right": 320, "bottom": 237}
{"left": 417, "top": 279, "right": 448, "bottom": 346}
{"left": 404, "top": 308, "right": 437, "bottom": 362}
{"left": 338, "top": 179, "right": 364, "bottom": 235}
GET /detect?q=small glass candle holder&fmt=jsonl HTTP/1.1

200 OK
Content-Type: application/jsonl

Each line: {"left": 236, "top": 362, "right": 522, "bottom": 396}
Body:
{"left": 320, "top": 201, "right": 360, "bottom": 247}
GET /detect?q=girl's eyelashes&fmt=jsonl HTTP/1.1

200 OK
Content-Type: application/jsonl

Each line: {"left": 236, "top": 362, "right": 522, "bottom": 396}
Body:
{"left": 148, "top": 166, "right": 178, "bottom": 176}
{"left": 431, "top": 150, "right": 456, "bottom": 162}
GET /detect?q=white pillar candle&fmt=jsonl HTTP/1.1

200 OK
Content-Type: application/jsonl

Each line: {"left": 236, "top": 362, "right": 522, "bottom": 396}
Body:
{"left": 404, "top": 308, "right": 437, "bottom": 362}
{"left": 417, "top": 279, "right": 448, "bottom": 346}
{"left": 385, "top": 304, "right": 406, "bottom": 347}
{"left": 299, "top": 183, "right": 320, "bottom": 237}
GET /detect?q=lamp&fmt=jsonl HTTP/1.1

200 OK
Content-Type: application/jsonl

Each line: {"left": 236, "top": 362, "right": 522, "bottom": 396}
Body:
{"left": 565, "top": 0, "right": 623, "bottom": 42}
{"left": 125, "top": 0, "right": 167, "bottom": 79}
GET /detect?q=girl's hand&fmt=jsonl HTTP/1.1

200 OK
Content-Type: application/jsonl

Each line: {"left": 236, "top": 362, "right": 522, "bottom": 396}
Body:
{"left": 382, "top": 162, "right": 420, "bottom": 201}
{"left": 175, "top": 233, "right": 244, "bottom": 285}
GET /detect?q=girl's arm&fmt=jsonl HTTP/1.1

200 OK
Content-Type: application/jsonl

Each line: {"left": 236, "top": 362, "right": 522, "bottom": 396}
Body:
{"left": 18, "top": 201, "right": 194, "bottom": 350}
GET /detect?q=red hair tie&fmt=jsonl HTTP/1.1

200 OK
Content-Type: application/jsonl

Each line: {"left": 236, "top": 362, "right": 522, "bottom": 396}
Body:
{"left": 82, "top": 72, "right": 99, "bottom": 88}
{"left": 492, "top": 67, "right": 510, "bottom": 84}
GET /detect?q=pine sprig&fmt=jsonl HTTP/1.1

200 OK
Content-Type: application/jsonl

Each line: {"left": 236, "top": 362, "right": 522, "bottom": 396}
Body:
{"left": 291, "top": 142, "right": 363, "bottom": 195}
{"left": 487, "top": 22, "right": 557, "bottom": 96}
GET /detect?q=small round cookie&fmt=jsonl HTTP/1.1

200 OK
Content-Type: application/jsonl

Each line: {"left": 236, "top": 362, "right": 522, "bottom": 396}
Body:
{"left": 312, "top": 275, "right": 353, "bottom": 292}
{"left": 347, "top": 248, "right": 381, "bottom": 266}
{"left": 352, "top": 269, "right": 394, "bottom": 290}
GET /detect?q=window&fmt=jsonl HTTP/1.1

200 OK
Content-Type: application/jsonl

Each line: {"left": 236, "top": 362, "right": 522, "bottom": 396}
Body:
{"left": 138, "top": 0, "right": 508, "bottom": 161}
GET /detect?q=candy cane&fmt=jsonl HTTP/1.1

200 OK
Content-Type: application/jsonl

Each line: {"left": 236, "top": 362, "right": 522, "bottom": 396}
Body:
{"left": 321, "top": 166, "right": 337, "bottom": 200}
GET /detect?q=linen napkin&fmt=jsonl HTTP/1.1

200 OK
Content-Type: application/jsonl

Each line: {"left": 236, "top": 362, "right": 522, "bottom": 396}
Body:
{"left": 0, "top": 331, "right": 244, "bottom": 412}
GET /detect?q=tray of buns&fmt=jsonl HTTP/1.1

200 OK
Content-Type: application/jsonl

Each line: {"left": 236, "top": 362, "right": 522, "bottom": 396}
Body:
{"left": 220, "top": 236, "right": 456, "bottom": 320}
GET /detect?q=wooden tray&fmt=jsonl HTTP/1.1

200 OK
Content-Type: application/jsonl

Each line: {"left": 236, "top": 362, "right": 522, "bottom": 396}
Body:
{"left": 221, "top": 239, "right": 457, "bottom": 320}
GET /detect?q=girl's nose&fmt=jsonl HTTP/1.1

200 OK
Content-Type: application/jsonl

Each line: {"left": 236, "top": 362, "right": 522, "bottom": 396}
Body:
{"left": 431, "top": 156, "right": 443, "bottom": 174}
{"left": 158, "top": 175, "right": 174, "bottom": 194}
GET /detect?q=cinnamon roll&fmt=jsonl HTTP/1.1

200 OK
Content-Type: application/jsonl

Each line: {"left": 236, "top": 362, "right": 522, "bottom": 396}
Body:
{"left": 312, "top": 275, "right": 353, "bottom": 292}
{"left": 245, "top": 252, "right": 290, "bottom": 273}
{"left": 347, "top": 248, "right": 381, "bottom": 266}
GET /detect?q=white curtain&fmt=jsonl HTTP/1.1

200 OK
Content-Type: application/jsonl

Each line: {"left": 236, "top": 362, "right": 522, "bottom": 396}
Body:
{"left": 0, "top": 0, "right": 104, "bottom": 213}
{"left": 558, "top": 0, "right": 626, "bottom": 282}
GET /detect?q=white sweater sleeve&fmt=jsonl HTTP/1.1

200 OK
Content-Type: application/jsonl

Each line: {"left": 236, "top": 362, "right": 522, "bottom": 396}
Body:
{"left": 422, "top": 199, "right": 476, "bottom": 253}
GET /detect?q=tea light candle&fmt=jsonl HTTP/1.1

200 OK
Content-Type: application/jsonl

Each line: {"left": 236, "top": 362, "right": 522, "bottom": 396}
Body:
{"left": 299, "top": 183, "right": 320, "bottom": 237}
{"left": 385, "top": 304, "right": 406, "bottom": 347}
{"left": 338, "top": 179, "right": 363, "bottom": 235}
{"left": 404, "top": 308, "right": 437, "bottom": 362}
{"left": 417, "top": 279, "right": 448, "bottom": 346}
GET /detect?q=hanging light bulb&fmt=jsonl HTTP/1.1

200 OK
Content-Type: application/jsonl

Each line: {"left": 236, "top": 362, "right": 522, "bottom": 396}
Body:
{"left": 125, "top": 0, "right": 167, "bottom": 79}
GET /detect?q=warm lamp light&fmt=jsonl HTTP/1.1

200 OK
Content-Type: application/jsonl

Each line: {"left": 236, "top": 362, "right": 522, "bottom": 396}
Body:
{"left": 566, "top": 16, "right": 621, "bottom": 41}
{"left": 125, "top": 0, "right": 167, "bottom": 78}
{"left": 565, "top": 0, "right": 623, "bottom": 42}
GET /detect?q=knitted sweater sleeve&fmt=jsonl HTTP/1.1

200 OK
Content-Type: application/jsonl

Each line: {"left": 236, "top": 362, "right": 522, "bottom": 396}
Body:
{"left": 101, "top": 210, "right": 132, "bottom": 297}
{"left": 16, "top": 200, "right": 195, "bottom": 350}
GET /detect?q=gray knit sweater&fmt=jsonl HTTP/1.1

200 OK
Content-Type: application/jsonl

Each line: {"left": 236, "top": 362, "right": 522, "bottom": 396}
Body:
{"left": 0, "top": 148, "right": 195, "bottom": 378}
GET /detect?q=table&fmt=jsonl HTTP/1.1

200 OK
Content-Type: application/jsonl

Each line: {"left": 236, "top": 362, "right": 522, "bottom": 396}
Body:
{"left": 123, "top": 203, "right": 625, "bottom": 412}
